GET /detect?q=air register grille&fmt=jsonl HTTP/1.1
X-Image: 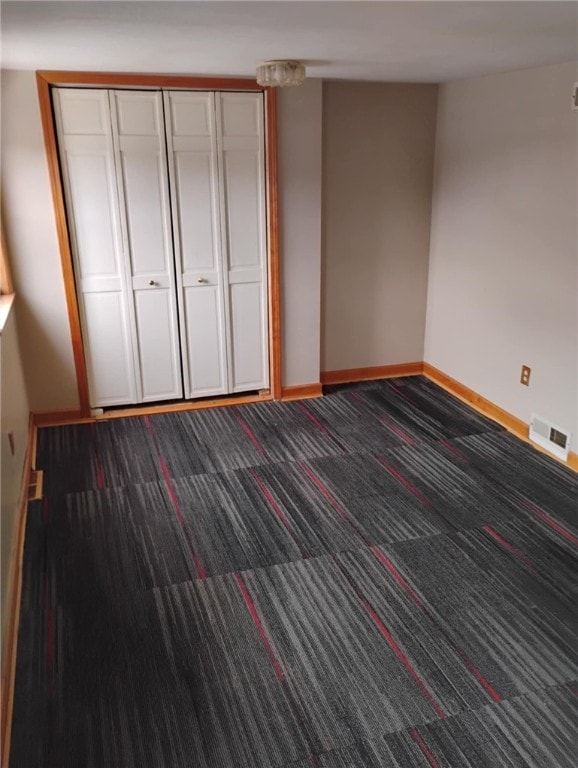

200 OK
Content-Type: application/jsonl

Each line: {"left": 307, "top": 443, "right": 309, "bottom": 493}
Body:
{"left": 529, "top": 414, "right": 570, "bottom": 461}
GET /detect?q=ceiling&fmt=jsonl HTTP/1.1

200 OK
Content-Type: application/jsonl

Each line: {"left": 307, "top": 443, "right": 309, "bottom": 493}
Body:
{"left": 1, "top": 1, "right": 576, "bottom": 83}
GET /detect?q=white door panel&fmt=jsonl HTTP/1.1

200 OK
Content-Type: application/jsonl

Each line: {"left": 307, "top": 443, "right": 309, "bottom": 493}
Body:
{"left": 220, "top": 94, "right": 262, "bottom": 137}
{"left": 223, "top": 152, "right": 263, "bottom": 270}
{"left": 217, "top": 92, "right": 269, "bottom": 392}
{"left": 229, "top": 282, "right": 268, "bottom": 391}
{"left": 80, "top": 276, "right": 123, "bottom": 293}
{"left": 174, "top": 152, "right": 219, "bottom": 272}
{"left": 169, "top": 96, "right": 213, "bottom": 137}
{"left": 183, "top": 285, "right": 227, "bottom": 396}
{"left": 134, "top": 289, "right": 182, "bottom": 401}
{"left": 164, "top": 91, "right": 228, "bottom": 399}
{"left": 83, "top": 292, "right": 136, "bottom": 406}
{"left": 110, "top": 90, "right": 183, "bottom": 402}
{"left": 63, "top": 151, "right": 120, "bottom": 278}
{"left": 53, "top": 88, "right": 137, "bottom": 408}
{"left": 57, "top": 91, "right": 110, "bottom": 135}
{"left": 226, "top": 268, "right": 262, "bottom": 285}
{"left": 119, "top": 148, "right": 168, "bottom": 275}
{"left": 115, "top": 96, "right": 161, "bottom": 135}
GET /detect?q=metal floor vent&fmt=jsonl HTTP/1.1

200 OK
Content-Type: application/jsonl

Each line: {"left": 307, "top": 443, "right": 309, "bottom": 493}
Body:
{"left": 27, "top": 469, "right": 44, "bottom": 502}
{"left": 529, "top": 414, "right": 571, "bottom": 462}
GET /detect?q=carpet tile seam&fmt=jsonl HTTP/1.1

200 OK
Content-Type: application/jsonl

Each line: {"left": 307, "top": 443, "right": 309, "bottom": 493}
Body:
{"left": 25, "top": 521, "right": 577, "bottom": 615}
{"left": 277, "top": 680, "right": 578, "bottom": 767}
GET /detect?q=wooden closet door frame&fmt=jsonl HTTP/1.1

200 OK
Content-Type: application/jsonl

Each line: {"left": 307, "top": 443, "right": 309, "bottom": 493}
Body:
{"left": 36, "top": 70, "right": 281, "bottom": 417}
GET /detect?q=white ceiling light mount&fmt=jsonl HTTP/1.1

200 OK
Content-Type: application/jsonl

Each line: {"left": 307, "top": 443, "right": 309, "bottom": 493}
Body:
{"left": 256, "top": 60, "right": 306, "bottom": 88}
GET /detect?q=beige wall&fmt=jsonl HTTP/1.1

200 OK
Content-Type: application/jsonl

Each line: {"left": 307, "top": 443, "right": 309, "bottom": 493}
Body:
{"left": 0, "top": 70, "right": 325, "bottom": 407}
{"left": 1, "top": 300, "right": 30, "bottom": 640}
{"left": 321, "top": 82, "right": 438, "bottom": 372}
{"left": 425, "top": 61, "right": 578, "bottom": 452}
{"left": 278, "top": 80, "right": 323, "bottom": 386}
{"left": 1, "top": 70, "right": 80, "bottom": 412}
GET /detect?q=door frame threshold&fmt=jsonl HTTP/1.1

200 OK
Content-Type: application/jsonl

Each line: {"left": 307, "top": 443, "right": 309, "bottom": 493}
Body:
{"left": 32, "top": 391, "right": 273, "bottom": 427}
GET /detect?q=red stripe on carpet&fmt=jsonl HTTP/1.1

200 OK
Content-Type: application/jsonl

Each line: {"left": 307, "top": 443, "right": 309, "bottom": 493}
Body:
{"left": 518, "top": 497, "right": 578, "bottom": 547}
{"left": 374, "top": 456, "right": 434, "bottom": 509}
{"left": 296, "top": 402, "right": 347, "bottom": 452}
{"left": 439, "top": 438, "right": 469, "bottom": 461}
{"left": 235, "top": 414, "right": 266, "bottom": 455}
{"left": 483, "top": 525, "right": 537, "bottom": 573}
{"left": 236, "top": 573, "right": 285, "bottom": 682}
{"left": 249, "top": 469, "right": 295, "bottom": 534}
{"left": 249, "top": 469, "right": 310, "bottom": 558}
{"left": 389, "top": 384, "right": 414, "bottom": 403}
{"left": 300, "top": 462, "right": 372, "bottom": 546}
{"left": 359, "top": 594, "right": 447, "bottom": 720}
{"left": 145, "top": 416, "right": 206, "bottom": 580}
{"left": 411, "top": 728, "right": 441, "bottom": 768}
{"left": 371, "top": 546, "right": 502, "bottom": 703}
{"left": 350, "top": 391, "right": 416, "bottom": 445}
{"left": 296, "top": 402, "right": 330, "bottom": 434}
{"left": 333, "top": 556, "right": 447, "bottom": 720}
{"left": 371, "top": 547, "right": 425, "bottom": 608}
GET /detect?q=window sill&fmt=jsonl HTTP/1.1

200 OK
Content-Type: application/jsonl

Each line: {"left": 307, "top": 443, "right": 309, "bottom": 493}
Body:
{"left": 0, "top": 293, "right": 16, "bottom": 334}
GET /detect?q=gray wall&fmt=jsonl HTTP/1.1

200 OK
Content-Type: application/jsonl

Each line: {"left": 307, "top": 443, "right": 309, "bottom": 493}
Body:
{"left": 425, "top": 61, "right": 578, "bottom": 452}
{"left": 321, "top": 82, "right": 438, "bottom": 372}
{"left": 278, "top": 80, "right": 323, "bottom": 386}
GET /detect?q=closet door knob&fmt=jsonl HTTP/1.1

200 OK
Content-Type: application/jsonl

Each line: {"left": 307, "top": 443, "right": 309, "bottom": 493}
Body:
{"left": 197, "top": 277, "right": 207, "bottom": 284}
{"left": 148, "top": 279, "right": 156, "bottom": 286}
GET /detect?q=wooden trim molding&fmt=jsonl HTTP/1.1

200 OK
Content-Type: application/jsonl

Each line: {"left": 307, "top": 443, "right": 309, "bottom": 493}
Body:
{"left": 321, "top": 362, "right": 424, "bottom": 386}
{"left": 0, "top": 225, "right": 14, "bottom": 295}
{"left": 567, "top": 452, "right": 578, "bottom": 472}
{"left": 265, "top": 88, "right": 282, "bottom": 400}
{"left": 36, "top": 73, "right": 91, "bottom": 415}
{"left": 281, "top": 383, "right": 323, "bottom": 401}
{"left": 35, "top": 70, "right": 281, "bottom": 416}
{"left": 32, "top": 408, "right": 84, "bottom": 427}
{"left": 1, "top": 416, "right": 35, "bottom": 768}
{"left": 31, "top": 391, "right": 273, "bottom": 427}
{"left": 423, "top": 362, "right": 578, "bottom": 472}
{"left": 423, "top": 363, "right": 527, "bottom": 435}
{"left": 37, "top": 71, "right": 263, "bottom": 90}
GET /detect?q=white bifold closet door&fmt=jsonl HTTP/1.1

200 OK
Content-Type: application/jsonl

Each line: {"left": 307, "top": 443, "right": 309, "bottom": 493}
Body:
{"left": 54, "top": 88, "right": 182, "bottom": 407}
{"left": 164, "top": 90, "right": 269, "bottom": 398}
{"left": 109, "top": 90, "right": 182, "bottom": 404}
{"left": 54, "top": 87, "right": 268, "bottom": 408}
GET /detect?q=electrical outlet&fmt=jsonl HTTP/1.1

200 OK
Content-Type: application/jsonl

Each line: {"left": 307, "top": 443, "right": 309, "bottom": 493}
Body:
{"left": 520, "top": 365, "right": 531, "bottom": 386}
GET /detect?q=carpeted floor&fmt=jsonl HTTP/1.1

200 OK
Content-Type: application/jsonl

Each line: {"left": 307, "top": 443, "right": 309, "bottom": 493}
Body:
{"left": 9, "top": 376, "right": 578, "bottom": 767}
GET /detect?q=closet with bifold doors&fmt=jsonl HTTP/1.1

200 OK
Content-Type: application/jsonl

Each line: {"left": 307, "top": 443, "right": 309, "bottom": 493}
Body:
{"left": 53, "top": 87, "right": 269, "bottom": 408}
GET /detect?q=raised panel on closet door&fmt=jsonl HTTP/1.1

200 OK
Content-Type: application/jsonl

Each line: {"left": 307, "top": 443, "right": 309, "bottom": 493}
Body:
{"left": 52, "top": 88, "right": 136, "bottom": 407}
{"left": 217, "top": 93, "right": 269, "bottom": 392}
{"left": 110, "top": 91, "right": 183, "bottom": 402}
{"left": 164, "top": 91, "right": 228, "bottom": 398}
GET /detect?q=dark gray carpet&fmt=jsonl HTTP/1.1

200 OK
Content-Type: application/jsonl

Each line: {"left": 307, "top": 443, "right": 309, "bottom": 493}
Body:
{"left": 10, "top": 376, "right": 578, "bottom": 767}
